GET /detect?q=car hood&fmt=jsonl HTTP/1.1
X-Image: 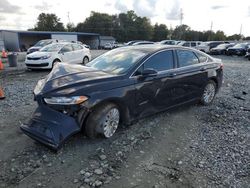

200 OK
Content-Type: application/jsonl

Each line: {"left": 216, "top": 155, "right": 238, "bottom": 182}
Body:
{"left": 34, "top": 63, "right": 119, "bottom": 96}
{"left": 29, "top": 46, "right": 41, "bottom": 50}
{"left": 27, "top": 51, "right": 53, "bottom": 58}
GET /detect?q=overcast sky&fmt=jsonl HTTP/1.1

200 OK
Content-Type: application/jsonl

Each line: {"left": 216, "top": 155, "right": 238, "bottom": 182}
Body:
{"left": 1, "top": 0, "right": 250, "bottom": 36}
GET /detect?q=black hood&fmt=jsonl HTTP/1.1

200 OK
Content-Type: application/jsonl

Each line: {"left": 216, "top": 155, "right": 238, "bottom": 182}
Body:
{"left": 34, "top": 63, "right": 120, "bottom": 96}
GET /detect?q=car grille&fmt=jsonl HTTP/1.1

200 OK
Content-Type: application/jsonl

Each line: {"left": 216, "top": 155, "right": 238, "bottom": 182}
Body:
{"left": 26, "top": 63, "right": 49, "bottom": 67}
{"left": 27, "top": 57, "right": 41, "bottom": 60}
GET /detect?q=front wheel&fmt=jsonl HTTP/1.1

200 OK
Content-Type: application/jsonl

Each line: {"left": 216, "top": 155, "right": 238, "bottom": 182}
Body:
{"left": 52, "top": 59, "right": 61, "bottom": 69}
{"left": 201, "top": 80, "right": 216, "bottom": 105}
{"left": 82, "top": 57, "right": 89, "bottom": 65}
{"left": 85, "top": 103, "right": 120, "bottom": 138}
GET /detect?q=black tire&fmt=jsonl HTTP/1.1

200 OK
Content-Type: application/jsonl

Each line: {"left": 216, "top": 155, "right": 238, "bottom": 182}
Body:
{"left": 82, "top": 56, "right": 89, "bottom": 65}
{"left": 85, "top": 103, "right": 120, "bottom": 138}
{"left": 200, "top": 80, "right": 216, "bottom": 106}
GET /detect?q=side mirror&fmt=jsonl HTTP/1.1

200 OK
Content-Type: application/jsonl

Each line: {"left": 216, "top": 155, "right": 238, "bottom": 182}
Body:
{"left": 141, "top": 68, "right": 158, "bottom": 77}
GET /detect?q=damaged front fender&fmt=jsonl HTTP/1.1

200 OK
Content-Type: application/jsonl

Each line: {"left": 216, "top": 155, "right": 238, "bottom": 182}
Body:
{"left": 20, "top": 105, "right": 81, "bottom": 150}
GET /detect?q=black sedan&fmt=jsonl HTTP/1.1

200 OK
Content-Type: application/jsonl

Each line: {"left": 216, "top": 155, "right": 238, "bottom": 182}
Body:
{"left": 210, "top": 43, "right": 234, "bottom": 55}
{"left": 226, "top": 43, "right": 250, "bottom": 56}
{"left": 20, "top": 45, "right": 223, "bottom": 150}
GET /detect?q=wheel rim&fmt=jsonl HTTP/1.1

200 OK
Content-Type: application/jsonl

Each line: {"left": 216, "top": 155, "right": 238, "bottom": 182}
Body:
{"left": 83, "top": 57, "right": 89, "bottom": 64}
{"left": 103, "top": 108, "right": 119, "bottom": 138}
{"left": 203, "top": 83, "right": 215, "bottom": 104}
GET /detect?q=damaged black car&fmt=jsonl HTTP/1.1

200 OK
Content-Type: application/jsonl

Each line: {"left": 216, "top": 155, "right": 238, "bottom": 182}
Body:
{"left": 20, "top": 45, "right": 223, "bottom": 150}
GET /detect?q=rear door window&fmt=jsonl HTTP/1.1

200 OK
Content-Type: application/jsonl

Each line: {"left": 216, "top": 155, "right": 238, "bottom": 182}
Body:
{"left": 72, "top": 44, "right": 83, "bottom": 51}
{"left": 183, "top": 42, "right": 190, "bottom": 47}
{"left": 143, "top": 50, "right": 174, "bottom": 72}
{"left": 191, "top": 42, "right": 196, "bottom": 47}
{"left": 61, "top": 44, "right": 73, "bottom": 53}
{"left": 176, "top": 50, "right": 199, "bottom": 67}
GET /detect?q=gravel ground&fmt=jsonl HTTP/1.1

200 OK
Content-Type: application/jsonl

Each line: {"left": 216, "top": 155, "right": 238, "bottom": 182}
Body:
{"left": 0, "top": 55, "right": 249, "bottom": 188}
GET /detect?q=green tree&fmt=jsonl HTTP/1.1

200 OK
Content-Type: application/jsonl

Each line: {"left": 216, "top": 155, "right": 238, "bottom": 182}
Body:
{"left": 172, "top": 25, "right": 190, "bottom": 40}
{"left": 33, "top": 13, "right": 65, "bottom": 31}
{"left": 75, "top": 11, "right": 113, "bottom": 36}
{"left": 227, "top": 34, "right": 242, "bottom": 40}
{"left": 152, "top": 24, "right": 169, "bottom": 41}
{"left": 66, "top": 23, "right": 75, "bottom": 32}
{"left": 211, "top": 31, "right": 226, "bottom": 41}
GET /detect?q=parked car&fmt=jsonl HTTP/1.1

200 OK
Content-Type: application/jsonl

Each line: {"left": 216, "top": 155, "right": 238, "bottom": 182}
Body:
{"left": 226, "top": 43, "right": 250, "bottom": 56}
{"left": 159, "top": 40, "right": 178, "bottom": 45}
{"left": 245, "top": 48, "right": 250, "bottom": 60}
{"left": 210, "top": 43, "right": 235, "bottom": 55}
{"left": 178, "top": 41, "right": 202, "bottom": 48}
{"left": 196, "top": 41, "right": 225, "bottom": 53}
{"left": 132, "top": 41, "right": 155, "bottom": 45}
{"left": 25, "top": 42, "right": 91, "bottom": 70}
{"left": 104, "top": 42, "right": 118, "bottom": 50}
{"left": 27, "top": 39, "right": 61, "bottom": 54}
{"left": 20, "top": 45, "right": 223, "bottom": 150}
{"left": 124, "top": 40, "right": 142, "bottom": 45}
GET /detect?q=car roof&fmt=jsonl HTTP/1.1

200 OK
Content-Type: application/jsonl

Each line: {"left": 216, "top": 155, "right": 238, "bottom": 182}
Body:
{"left": 118, "top": 44, "right": 201, "bottom": 54}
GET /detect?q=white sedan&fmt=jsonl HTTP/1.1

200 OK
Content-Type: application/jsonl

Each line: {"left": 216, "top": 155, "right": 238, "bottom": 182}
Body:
{"left": 25, "top": 42, "right": 91, "bottom": 69}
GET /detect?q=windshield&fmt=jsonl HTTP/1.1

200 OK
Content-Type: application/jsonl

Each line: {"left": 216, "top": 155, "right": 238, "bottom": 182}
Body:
{"left": 40, "top": 44, "right": 64, "bottom": 52}
{"left": 234, "top": 43, "right": 246, "bottom": 48}
{"left": 34, "top": 40, "right": 53, "bottom": 47}
{"left": 216, "top": 44, "right": 227, "bottom": 49}
{"left": 86, "top": 48, "right": 147, "bottom": 74}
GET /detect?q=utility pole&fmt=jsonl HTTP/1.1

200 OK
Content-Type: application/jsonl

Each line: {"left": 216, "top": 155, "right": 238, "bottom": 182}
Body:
{"left": 210, "top": 21, "right": 213, "bottom": 31}
{"left": 67, "top": 12, "right": 71, "bottom": 23}
{"left": 180, "top": 8, "right": 183, "bottom": 25}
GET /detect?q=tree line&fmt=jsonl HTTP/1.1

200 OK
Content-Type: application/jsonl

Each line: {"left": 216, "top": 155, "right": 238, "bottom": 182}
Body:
{"left": 30, "top": 11, "right": 250, "bottom": 42}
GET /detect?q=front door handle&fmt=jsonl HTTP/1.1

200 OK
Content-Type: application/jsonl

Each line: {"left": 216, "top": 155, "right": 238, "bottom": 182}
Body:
{"left": 200, "top": 67, "right": 207, "bottom": 71}
{"left": 168, "top": 73, "right": 177, "bottom": 77}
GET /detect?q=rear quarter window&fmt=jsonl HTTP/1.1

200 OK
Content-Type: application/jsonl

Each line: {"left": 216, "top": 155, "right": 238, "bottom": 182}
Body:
{"left": 196, "top": 52, "right": 209, "bottom": 63}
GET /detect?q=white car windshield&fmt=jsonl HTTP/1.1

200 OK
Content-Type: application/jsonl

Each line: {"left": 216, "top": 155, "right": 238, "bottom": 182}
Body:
{"left": 40, "top": 44, "right": 64, "bottom": 52}
{"left": 34, "top": 40, "right": 53, "bottom": 47}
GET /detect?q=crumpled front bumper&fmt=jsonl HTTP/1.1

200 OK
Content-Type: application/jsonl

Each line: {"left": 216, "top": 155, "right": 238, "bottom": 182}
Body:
{"left": 20, "top": 105, "right": 81, "bottom": 150}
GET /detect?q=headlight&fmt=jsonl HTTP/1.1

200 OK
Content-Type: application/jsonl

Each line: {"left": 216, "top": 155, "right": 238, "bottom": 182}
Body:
{"left": 40, "top": 55, "right": 51, "bottom": 60}
{"left": 44, "top": 96, "right": 88, "bottom": 105}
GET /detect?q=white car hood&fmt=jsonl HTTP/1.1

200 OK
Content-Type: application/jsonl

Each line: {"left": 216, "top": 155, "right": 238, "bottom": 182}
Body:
{"left": 27, "top": 51, "right": 53, "bottom": 58}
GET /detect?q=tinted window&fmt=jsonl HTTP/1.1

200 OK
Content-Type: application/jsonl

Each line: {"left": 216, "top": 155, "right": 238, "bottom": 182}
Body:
{"left": 177, "top": 50, "right": 199, "bottom": 67}
{"left": 143, "top": 50, "right": 174, "bottom": 71}
{"left": 191, "top": 42, "right": 196, "bottom": 47}
{"left": 183, "top": 42, "right": 190, "bottom": 47}
{"left": 61, "top": 45, "right": 73, "bottom": 53}
{"left": 196, "top": 52, "right": 208, "bottom": 63}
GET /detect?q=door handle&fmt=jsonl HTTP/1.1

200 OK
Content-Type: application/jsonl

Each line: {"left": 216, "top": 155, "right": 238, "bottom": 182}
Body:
{"left": 168, "top": 73, "right": 177, "bottom": 77}
{"left": 200, "top": 67, "right": 207, "bottom": 71}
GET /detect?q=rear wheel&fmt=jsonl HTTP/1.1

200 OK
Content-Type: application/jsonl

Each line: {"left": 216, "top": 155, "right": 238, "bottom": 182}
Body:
{"left": 201, "top": 80, "right": 216, "bottom": 105}
{"left": 82, "top": 56, "right": 89, "bottom": 65}
{"left": 85, "top": 103, "right": 120, "bottom": 138}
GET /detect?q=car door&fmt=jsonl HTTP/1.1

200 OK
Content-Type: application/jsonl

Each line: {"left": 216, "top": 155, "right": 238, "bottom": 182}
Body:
{"left": 133, "top": 50, "right": 176, "bottom": 117}
{"left": 72, "top": 44, "right": 84, "bottom": 63}
{"left": 171, "top": 49, "right": 208, "bottom": 104}
{"left": 59, "top": 44, "right": 74, "bottom": 63}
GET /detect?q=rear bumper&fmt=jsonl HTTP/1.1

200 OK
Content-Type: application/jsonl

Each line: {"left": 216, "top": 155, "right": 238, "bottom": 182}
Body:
{"left": 20, "top": 105, "right": 82, "bottom": 150}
